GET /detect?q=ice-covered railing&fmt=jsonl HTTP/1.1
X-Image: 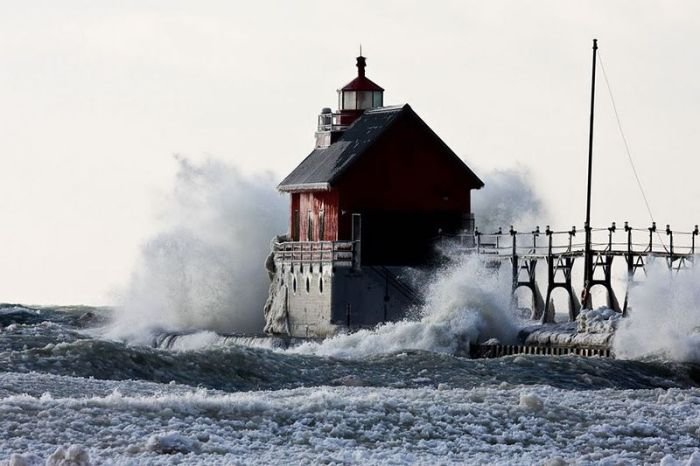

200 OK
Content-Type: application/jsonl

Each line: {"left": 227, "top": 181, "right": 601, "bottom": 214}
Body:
{"left": 274, "top": 241, "right": 356, "bottom": 267}
{"left": 449, "top": 225, "right": 581, "bottom": 258}
{"left": 317, "top": 111, "right": 351, "bottom": 132}
{"left": 458, "top": 222, "right": 700, "bottom": 261}
{"left": 446, "top": 222, "right": 700, "bottom": 321}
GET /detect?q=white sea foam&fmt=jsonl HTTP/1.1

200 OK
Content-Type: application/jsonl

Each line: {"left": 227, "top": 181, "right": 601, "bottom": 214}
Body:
{"left": 107, "top": 157, "right": 286, "bottom": 344}
{"left": 614, "top": 260, "right": 700, "bottom": 362}
{"left": 291, "top": 256, "right": 521, "bottom": 358}
{"left": 161, "top": 330, "right": 223, "bottom": 351}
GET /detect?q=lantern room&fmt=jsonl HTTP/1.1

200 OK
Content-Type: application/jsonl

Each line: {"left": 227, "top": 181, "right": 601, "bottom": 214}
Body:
{"left": 315, "top": 55, "right": 386, "bottom": 148}
{"left": 337, "top": 56, "right": 384, "bottom": 111}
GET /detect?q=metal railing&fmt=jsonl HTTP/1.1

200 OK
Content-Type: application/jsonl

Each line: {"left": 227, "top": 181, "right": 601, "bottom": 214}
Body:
{"left": 274, "top": 240, "right": 355, "bottom": 266}
{"left": 317, "top": 112, "right": 351, "bottom": 132}
{"left": 455, "top": 222, "right": 700, "bottom": 260}
{"left": 444, "top": 222, "right": 700, "bottom": 321}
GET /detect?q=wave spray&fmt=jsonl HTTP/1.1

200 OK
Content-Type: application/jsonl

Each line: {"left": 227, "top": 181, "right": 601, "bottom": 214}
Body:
{"left": 292, "top": 256, "right": 521, "bottom": 358}
{"left": 108, "top": 157, "right": 286, "bottom": 343}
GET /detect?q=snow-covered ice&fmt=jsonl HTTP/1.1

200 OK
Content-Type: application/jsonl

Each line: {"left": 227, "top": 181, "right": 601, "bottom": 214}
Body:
{"left": 1, "top": 372, "right": 700, "bottom": 465}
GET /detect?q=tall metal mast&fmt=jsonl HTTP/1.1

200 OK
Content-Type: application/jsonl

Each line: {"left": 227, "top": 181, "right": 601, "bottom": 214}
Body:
{"left": 583, "top": 38, "right": 598, "bottom": 309}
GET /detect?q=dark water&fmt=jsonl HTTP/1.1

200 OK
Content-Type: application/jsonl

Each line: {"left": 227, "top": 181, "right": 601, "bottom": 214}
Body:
{"left": 1, "top": 303, "right": 697, "bottom": 394}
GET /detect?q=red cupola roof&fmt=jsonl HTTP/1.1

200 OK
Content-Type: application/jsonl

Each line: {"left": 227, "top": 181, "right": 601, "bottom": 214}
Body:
{"left": 335, "top": 55, "right": 385, "bottom": 128}
{"left": 340, "top": 56, "right": 384, "bottom": 92}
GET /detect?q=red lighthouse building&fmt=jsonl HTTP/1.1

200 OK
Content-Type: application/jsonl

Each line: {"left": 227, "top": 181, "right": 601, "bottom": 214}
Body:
{"left": 265, "top": 55, "right": 483, "bottom": 338}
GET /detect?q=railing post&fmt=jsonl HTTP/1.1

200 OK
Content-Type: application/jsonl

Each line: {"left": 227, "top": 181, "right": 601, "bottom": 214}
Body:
{"left": 542, "top": 225, "right": 554, "bottom": 323}
{"left": 532, "top": 226, "right": 540, "bottom": 253}
{"left": 666, "top": 224, "right": 674, "bottom": 270}
{"left": 624, "top": 221, "right": 633, "bottom": 275}
{"left": 475, "top": 227, "right": 481, "bottom": 254}
{"left": 569, "top": 226, "right": 576, "bottom": 253}
{"left": 510, "top": 226, "right": 518, "bottom": 295}
{"left": 648, "top": 222, "right": 656, "bottom": 253}
{"left": 351, "top": 213, "right": 362, "bottom": 271}
{"left": 608, "top": 222, "right": 616, "bottom": 250}
{"left": 622, "top": 222, "right": 633, "bottom": 316}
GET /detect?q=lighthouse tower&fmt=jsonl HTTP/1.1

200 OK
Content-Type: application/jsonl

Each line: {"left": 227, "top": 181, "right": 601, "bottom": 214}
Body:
{"left": 336, "top": 55, "right": 384, "bottom": 124}
{"left": 315, "top": 55, "right": 384, "bottom": 148}
{"left": 264, "top": 55, "right": 484, "bottom": 338}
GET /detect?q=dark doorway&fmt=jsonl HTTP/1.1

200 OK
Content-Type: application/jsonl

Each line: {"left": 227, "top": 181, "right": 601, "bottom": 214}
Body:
{"left": 360, "top": 210, "right": 462, "bottom": 266}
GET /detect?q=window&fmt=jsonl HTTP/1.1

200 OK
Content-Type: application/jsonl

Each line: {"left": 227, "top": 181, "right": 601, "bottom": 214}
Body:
{"left": 307, "top": 210, "right": 313, "bottom": 241}
{"left": 342, "top": 91, "right": 356, "bottom": 110}
{"left": 357, "top": 91, "right": 373, "bottom": 109}
{"left": 318, "top": 209, "right": 325, "bottom": 241}
{"left": 340, "top": 90, "right": 382, "bottom": 110}
{"left": 292, "top": 210, "right": 300, "bottom": 241}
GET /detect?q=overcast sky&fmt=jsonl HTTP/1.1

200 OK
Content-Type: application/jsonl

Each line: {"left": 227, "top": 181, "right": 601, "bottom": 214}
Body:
{"left": 2, "top": 1, "right": 700, "bottom": 305}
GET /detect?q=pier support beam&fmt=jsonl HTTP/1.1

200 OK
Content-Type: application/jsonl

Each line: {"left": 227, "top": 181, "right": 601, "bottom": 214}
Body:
{"left": 541, "top": 226, "right": 581, "bottom": 323}
{"left": 512, "top": 256, "right": 545, "bottom": 320}
{"left": 542, "top": 255, "right": 581, "bottom": 323}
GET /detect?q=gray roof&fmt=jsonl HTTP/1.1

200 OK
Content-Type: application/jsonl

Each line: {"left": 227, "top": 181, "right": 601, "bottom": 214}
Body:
{"left": 278, "top": 104, "right": 483, "bottom": 192}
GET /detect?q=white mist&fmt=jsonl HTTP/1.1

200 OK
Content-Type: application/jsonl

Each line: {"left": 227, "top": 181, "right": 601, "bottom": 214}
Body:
{"left": 614, "top": 260, "right": 700, "bottom": 362}
{"left": 108, "top": 157, "right": 287, "bottom": 342}
{"left": 471, "top": 168, "right": 546, "bottom": 233}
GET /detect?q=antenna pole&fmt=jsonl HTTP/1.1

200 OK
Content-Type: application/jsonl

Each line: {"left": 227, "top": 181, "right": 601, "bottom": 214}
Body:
{"left": 583, "top": 38, "right": 598, "bottom": 309}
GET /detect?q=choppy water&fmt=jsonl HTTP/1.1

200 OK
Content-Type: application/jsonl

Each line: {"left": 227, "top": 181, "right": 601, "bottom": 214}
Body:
{"left": 2, "top": 303, "right": 700, "bottom": 465}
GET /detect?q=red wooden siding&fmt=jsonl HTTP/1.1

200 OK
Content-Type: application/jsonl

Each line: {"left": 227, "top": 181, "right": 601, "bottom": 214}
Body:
{"left": 335, "top": 114, "right": 477, "bottom": 240}
{"left": 291, "top": 190, "right": 339, "bottom": 241}
{"left": 338, "top": 115, "right": 473, "bottom": 210}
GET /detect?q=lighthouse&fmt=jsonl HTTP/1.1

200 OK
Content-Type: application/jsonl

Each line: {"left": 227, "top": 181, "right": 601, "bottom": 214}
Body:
{"left": 264, "top": 55, "right": 484, "bottom": 338}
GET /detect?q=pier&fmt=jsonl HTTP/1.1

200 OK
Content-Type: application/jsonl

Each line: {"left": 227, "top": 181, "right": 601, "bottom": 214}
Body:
{"left": 460, "top": 222, "right": 699, "bottom": 324}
